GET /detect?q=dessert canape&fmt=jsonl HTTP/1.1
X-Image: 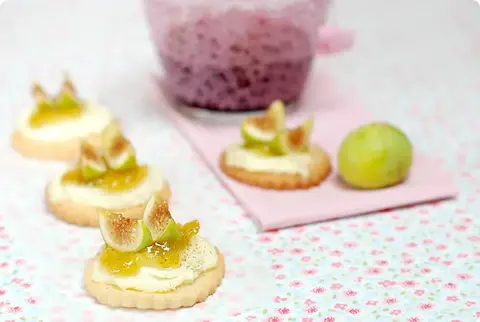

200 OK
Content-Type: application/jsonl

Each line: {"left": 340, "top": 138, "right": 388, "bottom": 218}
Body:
{"left": 220, "top": 100, "right": 331, "bottom": 189}
{"left": 84, "top": 194, "right": 225, "bottom": 310}
{"left": 11, "top": 75, "right": 117, "bottom": 161}
{"left": 46, "top": 123, "right": 171, "bottom": 226}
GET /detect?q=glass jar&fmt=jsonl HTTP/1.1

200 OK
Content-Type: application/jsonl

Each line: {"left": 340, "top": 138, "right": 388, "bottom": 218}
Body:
{"left": 145, "top": 0, "right": 331, "bottom": 111}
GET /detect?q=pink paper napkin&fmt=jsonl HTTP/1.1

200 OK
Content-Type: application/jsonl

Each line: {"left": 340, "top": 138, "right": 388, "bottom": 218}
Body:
{"left": 151, "top": 67, "right": 457, "bottom": 231}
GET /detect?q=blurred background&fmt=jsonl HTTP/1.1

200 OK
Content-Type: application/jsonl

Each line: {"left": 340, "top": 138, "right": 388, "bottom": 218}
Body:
{"left": 1, "top": 0, "right": 478, "bottom": 147}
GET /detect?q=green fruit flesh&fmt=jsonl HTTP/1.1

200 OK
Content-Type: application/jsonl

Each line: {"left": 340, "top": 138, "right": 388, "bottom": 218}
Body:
{"left": 99, "top": 210, "right": 153, "bottom": 253}
{"left": 241, "top": 121, "right": 276, "bottom": 144}
{"left": 81, "top": 164, "right": 106, "bottom": 181}
{"left": 119, "top": 154, "right": 137, "bottom": 171}
{"left": 337, "top": 122, "right": 413, "bottom": 189}
{"left": 108, "top": 151, "right": 137, "bottom": 172}
{"left": 157, "top": 220, "right": 182, "bottom": 242}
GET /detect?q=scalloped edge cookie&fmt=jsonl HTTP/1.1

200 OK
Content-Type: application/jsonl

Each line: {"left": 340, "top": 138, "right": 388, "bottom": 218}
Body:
{"left": 45, "top": 183, "right": 171, "bottom": 227}
{"left": 84, "top": 249, "right": 225, "bottom": 310}
{"left": 11, "top": 120, "right": 119, "bottom": 162}
{"left": 220, "top": 145, "right": 331, "bottom": 190}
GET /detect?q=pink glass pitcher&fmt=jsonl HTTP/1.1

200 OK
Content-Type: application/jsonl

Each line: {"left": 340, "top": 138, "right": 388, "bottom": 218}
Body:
{"left": 144, "top": 0, "right": 354, "bottom": 112}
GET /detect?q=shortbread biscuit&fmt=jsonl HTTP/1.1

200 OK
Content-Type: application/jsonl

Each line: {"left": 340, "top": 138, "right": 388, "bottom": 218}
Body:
{"left": 220, "top": 145, "right": 331, "bottom": 190}
{"left": 84, "top": 250, "right": 225, "bottom": 310}
{"left": 11, "top": 120, "right": 119, "bottom": 162}
{"left": 46, "top": 183, "right": 171, "bottom": 227}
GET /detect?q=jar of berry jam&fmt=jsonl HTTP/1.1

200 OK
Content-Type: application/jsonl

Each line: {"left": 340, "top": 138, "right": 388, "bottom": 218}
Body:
{"left": 145, "top": 0, "right": 331, "bottom": 111}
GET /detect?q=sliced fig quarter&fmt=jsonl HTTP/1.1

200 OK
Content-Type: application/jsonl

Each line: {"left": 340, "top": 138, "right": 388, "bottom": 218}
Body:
{"left": 79, "top": 140, "right": 107, "bottom": 181}
{"left": 142, "top": 194, "right": 181, "bottom": 242}
{"left": 101, "top": 123, "right": 137, "bottom": 171}
{"left": 241, "top": 100, "right": 285, "bottom": 145}
{"left": 98, "top": 209, "right": 153, "bottom": 252}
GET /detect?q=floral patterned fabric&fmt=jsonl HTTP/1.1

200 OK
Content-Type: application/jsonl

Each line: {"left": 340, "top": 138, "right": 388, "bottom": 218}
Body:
{"left": 0, "top": 0, "right": 479, "bottom": 321}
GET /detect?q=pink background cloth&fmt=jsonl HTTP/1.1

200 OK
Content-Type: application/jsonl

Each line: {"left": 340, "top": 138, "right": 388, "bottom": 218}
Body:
{"left": 152, "top": 67, "right": 458, "bottom": 231}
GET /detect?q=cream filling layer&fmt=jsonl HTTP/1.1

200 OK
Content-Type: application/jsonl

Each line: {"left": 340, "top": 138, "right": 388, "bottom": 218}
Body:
{"left": 92, "top": 236, "right": 218, "bottom": 293}
{"left": 224, "top": 144, "right": 313, "bottom": 178}
{"left": 18, "top": 104, "right": 114, "bottom": 141}
{"left": 47, "top": 166, "right": 166, "bottom": 209}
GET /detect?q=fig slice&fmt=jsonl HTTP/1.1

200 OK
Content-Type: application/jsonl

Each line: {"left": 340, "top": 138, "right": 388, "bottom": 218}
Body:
{"left": 142, "top": 194, "right": 181, "bottom": 243}
{"left": 31, "top": 82, "right": 49, "bottom": 104}
{"left": 55, "top": 74, "right": 82, "bottom": 109}
{"left": 241, "top": 100, "right": 285, "bottom": 145}
{"left": 270, "top": 117, "right": 314, "bottom": 155}
{"left": 101, "top": 123, "right": 137, "bottom": 172}
{"left": 31, "top": 82, "right": 54, "bottom": 111}
{"left": 98, "top": 209, "right": 153, "bottom": 252}
{"left": 79, "top": 140, "right": 107, "bottom": 181}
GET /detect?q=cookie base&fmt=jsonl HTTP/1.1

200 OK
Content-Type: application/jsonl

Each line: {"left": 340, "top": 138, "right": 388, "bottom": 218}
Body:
{"left": 11, "top": 120, "right": 118, "bottom": 162}
{"left": 45, "top": 183, "right": 171, "bottom": 227}
{"left": 220, "top": 145, "right": 331, "bottom": 190}
{"left": 84, "top": 250, "right": 225, "bottom": 310}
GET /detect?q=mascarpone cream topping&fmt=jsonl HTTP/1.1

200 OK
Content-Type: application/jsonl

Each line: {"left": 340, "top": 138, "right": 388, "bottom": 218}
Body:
{"left": 48, "top": 166, "right": 165, "bottom": 209}
{"left": 224, "top": 144, "right": 313, "bottom": 178}
{"left": 18, "top": 103, "right": 114, "bottom": 141}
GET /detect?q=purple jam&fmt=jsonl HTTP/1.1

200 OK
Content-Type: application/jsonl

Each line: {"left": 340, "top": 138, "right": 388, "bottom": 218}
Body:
{"left": 146, "top": 8, "right": 318, "bottom": 111}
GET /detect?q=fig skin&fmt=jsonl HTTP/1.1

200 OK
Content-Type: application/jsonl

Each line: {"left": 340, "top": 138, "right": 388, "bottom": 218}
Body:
{"left": 337, "top": 122, "right": 413, "bottom": 189}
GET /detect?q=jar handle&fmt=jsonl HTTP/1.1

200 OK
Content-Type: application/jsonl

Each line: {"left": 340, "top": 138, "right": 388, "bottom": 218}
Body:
{"left": 316, "top": 25, "right": 355, "bottom": 55}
